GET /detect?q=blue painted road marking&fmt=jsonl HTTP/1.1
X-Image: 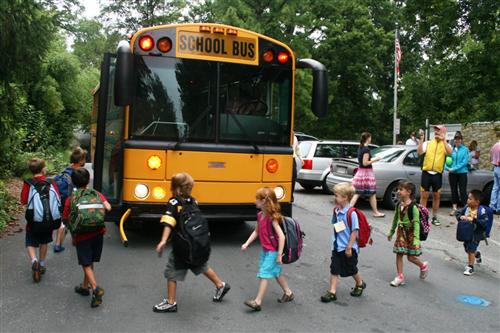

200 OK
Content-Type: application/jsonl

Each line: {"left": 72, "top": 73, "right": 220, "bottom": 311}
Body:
{"left": 456, "top": 295, "right": 490, "bottom": 307}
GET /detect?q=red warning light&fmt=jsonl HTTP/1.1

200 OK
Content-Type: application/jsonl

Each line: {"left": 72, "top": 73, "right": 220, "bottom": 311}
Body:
{"left": 277, "top": 51, "right": 289, "bottom": 64}
{"left": 139, "top": 35, "right": 154, "bottom": 52}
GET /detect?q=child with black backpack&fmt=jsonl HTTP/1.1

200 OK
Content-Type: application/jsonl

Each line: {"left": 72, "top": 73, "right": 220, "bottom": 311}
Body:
{"left": 455, "top": 190, "right": 489, "bottom": 276}
{"left": 53, "top": 147, "right": 87, "bottom": 253}
{"left": 387, "top": 181, "right": 429, "bottom": 287}
{"left": 20, "top": 158, "right": 61, "bottom": 283}
{"left": 241, "top": 187, "right": 294, "bottom": 311}
{"left": 62, "top": 168, "right": 111, "bottom": 308}
{"left": 153, "top": 173, "right": 230, "bottom": 313}
{"left": 321, "top": 182, "right": 366, "bottom": 303}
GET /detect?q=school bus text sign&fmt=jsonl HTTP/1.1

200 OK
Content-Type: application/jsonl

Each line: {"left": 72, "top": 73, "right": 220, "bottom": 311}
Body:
{"left": 176, "top": 31, "right": 258, "bottom": 65}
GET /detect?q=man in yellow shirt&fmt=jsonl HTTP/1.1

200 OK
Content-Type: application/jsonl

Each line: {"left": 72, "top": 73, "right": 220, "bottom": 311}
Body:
{"left": 417, "top": 125, "right": 452, "bottom": 226}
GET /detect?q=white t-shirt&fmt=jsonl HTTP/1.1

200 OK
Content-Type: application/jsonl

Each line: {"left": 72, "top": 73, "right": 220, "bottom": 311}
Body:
{"left": 406, "top": 137, "right": 417, "bottom": 145}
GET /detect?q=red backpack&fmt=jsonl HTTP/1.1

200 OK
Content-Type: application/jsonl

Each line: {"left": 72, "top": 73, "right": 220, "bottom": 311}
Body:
{"left": 346, "top": 207, "right": 373, "bottom": 248}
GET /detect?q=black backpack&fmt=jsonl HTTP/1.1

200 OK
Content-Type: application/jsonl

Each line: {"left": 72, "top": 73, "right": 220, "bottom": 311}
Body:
{"left": 268, "top": 215, "right": 305, "bottom": 264}
{"left": 171, "top": 197, "right": 211, "bottom": 266}
{"left": 25, "top": 179, "right": 62, "bottom": 232}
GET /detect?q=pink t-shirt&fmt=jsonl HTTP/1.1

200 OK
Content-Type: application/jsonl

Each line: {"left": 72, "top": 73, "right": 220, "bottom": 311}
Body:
{"left": 491, "top": 142, "right": 500, "bottom": 166}
{"left": 257, "top": 211, "right": 278, "bottom": 252}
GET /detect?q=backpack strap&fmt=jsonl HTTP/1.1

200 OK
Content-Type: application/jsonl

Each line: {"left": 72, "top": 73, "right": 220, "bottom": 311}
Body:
{"left": 346, "top": 207, "right": 355, "bottom": 230}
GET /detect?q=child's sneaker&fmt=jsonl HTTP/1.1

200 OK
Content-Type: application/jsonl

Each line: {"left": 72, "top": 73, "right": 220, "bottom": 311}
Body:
{"left": 320, "top": 291, "right": 337, "bottom": 302}
{"left": 350, "top": 281, "right": 366, "bottom": 297}
{"left": 32, "top": 261, "right": 41, "bottom": 283}
{"left": 91, "top": 286, "right": 105, "bottom": 308}
{"left": 53, "top": 245, "right": 65, "bottom": 253}
{"left": 475, "top": 251, "right": 482, "bottom": 264}
{"left": 213, "top": 282, "right": 231, "bottom": 302}
{"left": 463, "top": 265, "right": 474, "bottom": 276}
{"left": 153, "top": 299, "right": 178, "bottom": 313}
{"left": 420, "top": 262, "right": 429, "bottom": 279}
{"left": 431, "top": 216, "right": 441, "bottom": 226}
{"left": 75, "top": 285, "right": 90, "bottom": 296}
{"left": 390, "top": 274, "right": 405, "bottom": 287}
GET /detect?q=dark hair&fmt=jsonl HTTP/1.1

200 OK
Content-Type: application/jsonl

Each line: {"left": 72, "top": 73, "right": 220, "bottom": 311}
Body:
{"left": 398, "top": 181, "right": 416, "bottom": 200}
{"left": 360, "top": 132, "right": 371, "bottom": 146}
{"left": 469, "top": 189, "right": 483, "bottom": 202}
{"left": 70, "top": 147, "right": 87, "bottom": 164}
{"left": 71, "top": 167, "right": 90, "bottom": 188}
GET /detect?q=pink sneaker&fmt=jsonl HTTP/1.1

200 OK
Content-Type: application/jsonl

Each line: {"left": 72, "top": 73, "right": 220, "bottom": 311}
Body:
{"left": 390, "top": 274, "right": 405, "bottom": 287}
{"left": 420, "top": 262, "right": 429, "bottom": 279}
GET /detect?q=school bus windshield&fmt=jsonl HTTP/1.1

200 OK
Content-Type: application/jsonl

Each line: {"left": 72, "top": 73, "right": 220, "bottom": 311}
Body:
{"left": 130, "top": 56, "right": 292, "bottom": 146}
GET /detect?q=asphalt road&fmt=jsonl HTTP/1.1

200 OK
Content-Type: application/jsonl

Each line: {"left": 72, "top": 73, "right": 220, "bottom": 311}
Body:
{"left": 1, "top": 188, "right": 499, "bottom": 333}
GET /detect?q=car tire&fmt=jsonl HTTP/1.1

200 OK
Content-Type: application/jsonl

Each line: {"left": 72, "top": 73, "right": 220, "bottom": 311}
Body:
{"left": 322, "top": 176, "right": 333, "bottom": 194}
{"left": 300, "top": 184, "right": 315, "bottom": 191}
{"left": 383, "top": 182, "right": 400, "bottom": 210}
{"left": 483, "top": 182, "right": 493, "bottom": 206}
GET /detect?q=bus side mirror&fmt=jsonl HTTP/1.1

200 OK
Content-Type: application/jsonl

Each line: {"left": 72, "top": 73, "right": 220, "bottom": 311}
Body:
{"left": 297, "top": 59, "right": 328, "bottom": 118}
{"left": 115, "top": 40, "right": 134, "bottom": 106}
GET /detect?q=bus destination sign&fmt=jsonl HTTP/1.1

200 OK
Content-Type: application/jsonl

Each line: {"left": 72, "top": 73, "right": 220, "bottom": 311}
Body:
{"left": 177, "top": 31, "right": 258, "bottom": 64}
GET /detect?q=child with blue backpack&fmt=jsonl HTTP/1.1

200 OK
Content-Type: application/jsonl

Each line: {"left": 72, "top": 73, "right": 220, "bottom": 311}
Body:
{"left": 53, "top": 147, "right": 87, "bottom": 253}
{"left": 455, "top": 190, "right": 490, "bottom": 276}
{"left": 20, "top": 158, "right": 61, "bottom": 282}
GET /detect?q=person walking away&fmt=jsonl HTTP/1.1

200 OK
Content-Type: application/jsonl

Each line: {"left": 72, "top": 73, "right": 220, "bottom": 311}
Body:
{"left": 241, "top": 187, "right": 294, "bottom": 311}
{"left": 468, "top": 140, "right": 481, "bottom": 170}
{"left": 351, "top": 132, "right": 385, "bottom": 217}
{"left": 387, "top": 181, "right": 429, "bottom": 286}
{"left": 153, "top": 173, "right": 230, "bottom": 313}
{"left": 446, "top": 132, "right": 469, "bottom": 216}
{"left": 20, "top": 158, "right": 61, "bottom": 283}
{"left": 417, "top": 125, "right": 452, "bottom": 226}
{"left": 292, "top": 134, "right": 302, "bottom": 202}
{"left": 321, "top": 182, "right": 366, "bottom": 302}
{"left": 405, "top": 132, "right": 418, "bottom": 146}
{"left": 455, "top": 190, "right": 488, "bottom": 275}
{"left": 63, "top": 168, "right": 111, "bottom": 307}
{"left": 53, "top": 147, "right": 87, "bottom": 253}
{"left": 489, "top": 132, "right": 500, "bottom": 214}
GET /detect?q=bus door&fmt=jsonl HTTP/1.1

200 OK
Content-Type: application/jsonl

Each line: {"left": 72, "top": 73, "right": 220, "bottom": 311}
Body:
{"left": 94, "top": 53, "right": 124, "bottom": 220}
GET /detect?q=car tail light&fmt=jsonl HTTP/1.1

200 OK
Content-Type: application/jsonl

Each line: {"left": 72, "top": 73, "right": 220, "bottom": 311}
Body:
{"left": 303, "top": 159, "right": 312, "bottom": 170}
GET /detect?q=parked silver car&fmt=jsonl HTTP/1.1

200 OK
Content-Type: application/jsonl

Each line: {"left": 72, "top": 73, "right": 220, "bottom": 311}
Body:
{"left": 297, "top": 140, "right": 378, "bottom": 193}
{"left": 326, "top": 145, "right": 494, "bottom": 209}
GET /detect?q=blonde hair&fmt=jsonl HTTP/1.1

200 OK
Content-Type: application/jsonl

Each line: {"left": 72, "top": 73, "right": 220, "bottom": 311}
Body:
{"left": 28, "top": 158, "right": 45, "bottom": 175}
{"left": 256, "top": 187, "right": 282, "bottom": 222}
{"left": 170, "top": 173, "right": 194, "bottom": 198}
{"left": 333, "top": 182, "right": 355, "bottom": 201}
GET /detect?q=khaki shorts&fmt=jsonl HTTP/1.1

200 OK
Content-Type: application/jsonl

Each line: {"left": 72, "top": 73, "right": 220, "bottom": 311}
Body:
{"left": 164, "top": 251, "right": 208, "bottom": 281}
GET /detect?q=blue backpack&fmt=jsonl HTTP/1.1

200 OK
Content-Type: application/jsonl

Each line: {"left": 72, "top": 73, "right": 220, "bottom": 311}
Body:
{"left": 54, "top": 167, "right": 73, "bottom": 204}
{"left": 25, "top": 179, "right": 61, "bottom": 233}
{"left": 480, "top": 205, "right": 494, "bottom": 240}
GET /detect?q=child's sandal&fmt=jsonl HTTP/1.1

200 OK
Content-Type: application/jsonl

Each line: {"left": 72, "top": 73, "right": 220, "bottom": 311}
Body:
{"left": 277, "top": 292, "right": 294, "bottom": 303}
{"left": 244, "top": 300, "right": 262, "bottom": 311}
{"left": 320, "top": 291, "right": 337, "bottom": 303}
{"left": 350, "top": 281, "right": 367, "bottom": 297}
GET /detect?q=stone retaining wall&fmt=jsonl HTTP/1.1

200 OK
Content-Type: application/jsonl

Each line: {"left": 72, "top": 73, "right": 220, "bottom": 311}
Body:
{"left": 461, "top": 121, "right": 500, "bottom": 170}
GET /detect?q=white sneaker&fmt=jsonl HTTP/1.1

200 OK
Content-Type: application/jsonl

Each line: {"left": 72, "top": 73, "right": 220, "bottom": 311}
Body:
{"left": 390, "top": 275, "right": 405, "bottom": 287}
{"left": 463, "top": 266, "right": 474, "bottom": 276}
{"left": 420, "top": 262, "right": 429, "bottom": 279}
{"left": 153, "top": 299, "right": 177, "bottom": 312}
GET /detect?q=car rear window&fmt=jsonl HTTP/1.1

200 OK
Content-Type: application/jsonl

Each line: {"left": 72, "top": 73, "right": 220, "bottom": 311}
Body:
{"left": 299, "top": 141, "right": 313, "bottom": 158}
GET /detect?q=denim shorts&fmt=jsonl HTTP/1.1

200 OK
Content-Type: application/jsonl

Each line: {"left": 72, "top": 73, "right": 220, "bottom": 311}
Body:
{"left": 257, "top": 250, "right": 282, "bottom": 279}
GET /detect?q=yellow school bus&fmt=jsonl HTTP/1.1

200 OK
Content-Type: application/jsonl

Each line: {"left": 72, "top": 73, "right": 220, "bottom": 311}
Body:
{"left": 91, "top": 23, "right": 327, "bottom": 244}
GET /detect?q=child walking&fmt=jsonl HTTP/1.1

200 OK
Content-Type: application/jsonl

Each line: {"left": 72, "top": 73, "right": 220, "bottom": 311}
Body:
{"left": 63, "top": 168, "right": 111, "bottom": 308}
{"left": 321, "top": 182, "right": 366, "bottom": 302}
{"left": 20, "top": 158, "right": 61, "bottom": 282}
{"left": 153, "top": 173, "right": 230, "bottom": 313}
{"left": 455, "top": 190, "right": 488, "bottom": 276}
{"left": 241, "top": 187, "right": 294, "bottom": 311}
{"left": 387, "top": 181, "right": 429, "bottom": 286}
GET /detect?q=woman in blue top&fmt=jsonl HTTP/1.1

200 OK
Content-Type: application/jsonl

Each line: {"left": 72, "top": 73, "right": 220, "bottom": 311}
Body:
{"left": 446, "top": 132, "right": 469, "bottom": 215}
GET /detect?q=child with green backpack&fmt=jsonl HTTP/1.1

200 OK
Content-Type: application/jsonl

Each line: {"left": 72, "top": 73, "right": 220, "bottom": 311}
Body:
{"left": 62, "top": 168, "right": 111, "bottom": 308}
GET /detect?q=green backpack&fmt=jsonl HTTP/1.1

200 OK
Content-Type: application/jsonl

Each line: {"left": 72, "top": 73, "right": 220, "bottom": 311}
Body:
{"left": 68, "top": 189, "right": 105, "bottom": 234}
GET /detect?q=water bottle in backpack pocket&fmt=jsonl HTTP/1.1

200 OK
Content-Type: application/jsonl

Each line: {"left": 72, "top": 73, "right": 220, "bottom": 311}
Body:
{"left": 171, "top": 197, "right": 211, "bottom": 266}
{"left": 25, "top": 179, "right": 61, "bottom": 233}
{"left": 68, "top": 189, "right": 106, "bottom": 235}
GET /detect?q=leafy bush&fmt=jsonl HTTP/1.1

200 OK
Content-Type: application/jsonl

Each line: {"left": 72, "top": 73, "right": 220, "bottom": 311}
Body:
{"left": 12, "top": 148, "right": 69, "bottom": 180}
{"left": 0, "top": 180, "right": 17, "bottom": 231}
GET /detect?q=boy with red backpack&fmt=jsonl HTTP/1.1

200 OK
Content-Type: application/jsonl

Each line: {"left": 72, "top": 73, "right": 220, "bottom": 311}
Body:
{"left": 321, "top": 182, "right": 367, "bottom": 303}
{"left": 20, "top": 158, "right": 61, "bottom": 283}
{"left": 62, "top": 168, "right": 111, "bottom": 308}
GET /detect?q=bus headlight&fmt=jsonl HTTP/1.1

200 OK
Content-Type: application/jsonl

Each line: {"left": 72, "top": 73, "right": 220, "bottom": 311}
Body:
{"left": 152, "top": 187, "right": 166, "bottom": 200}
{"left": 273, "top": 186, "right": 285, "bottom": 200}
{"left": 147, "top": 155, "right": 162, "bottom": 170}
{"left": 134, "top": 184, "right": 149, "bottom": 199}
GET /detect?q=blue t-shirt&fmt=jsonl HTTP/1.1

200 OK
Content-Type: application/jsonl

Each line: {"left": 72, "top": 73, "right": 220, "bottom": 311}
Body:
{"left": 331, "top": 205, "right": 359, "bottom": 253}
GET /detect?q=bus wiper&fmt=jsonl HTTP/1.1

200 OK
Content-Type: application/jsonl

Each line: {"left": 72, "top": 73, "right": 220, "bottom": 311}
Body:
{"left": 174, "top": 105, "right": 213, "bottom": 149}
{"left": 227, "top": 106, "right": 260, "bottom": 153}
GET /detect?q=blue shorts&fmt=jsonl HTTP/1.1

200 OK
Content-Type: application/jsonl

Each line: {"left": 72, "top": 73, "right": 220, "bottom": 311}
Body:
{"left": 257, "top": 250, "right": 282, "bottom": 279}
{"left": 463, "top": 240, "right": 479, "bottom": 253}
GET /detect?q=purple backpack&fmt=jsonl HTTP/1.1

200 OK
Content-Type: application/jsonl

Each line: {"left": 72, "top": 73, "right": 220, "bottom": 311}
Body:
{"left": 408, "top": 203, "right": 431, "bottom": 241}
